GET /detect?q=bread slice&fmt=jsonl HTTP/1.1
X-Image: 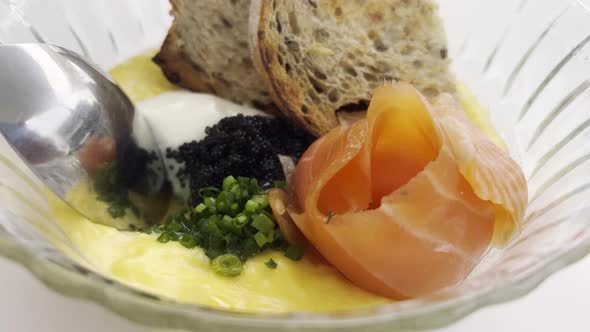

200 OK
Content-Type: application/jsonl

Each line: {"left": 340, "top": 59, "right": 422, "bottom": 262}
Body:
{"left": 250, "top": 0, "right": 455, "bottom": 136}
{"left": 154, "top": 0, "right": 274, "bottom": 109}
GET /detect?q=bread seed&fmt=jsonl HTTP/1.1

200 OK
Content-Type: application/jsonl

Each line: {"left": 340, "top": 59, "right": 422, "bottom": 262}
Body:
{"left": 285, "top": 37, "right": 300, "bottom": 53}
{"left": 288, "top": 11, "right": 300, "bottom": 34}
{"left": 312, "top": 68, "right": 327, "bottom": 80}
{"left": 374, "top": 39, "right": 388, "bottom": 52}
{"left": 221, "top": 17, "right": 232, "bottom": 29}
{"left": 313, "top": 28, "right": 329, "bottom": 43}
{"left": 276, "top": 16, "right": 282, "bottom": 33}
{"left": 363, "top": 72, "right": 377, "bottom": 81}
{"left": 309, "top": 76, "right": 325, "bottom": 94}
{"left": 308, "top": 90, "right": 321, "bottom": 103}
{"left": 328, "top": 90, "right": 339, "bottom": 102}
{"left": 344, "top": 66, "right": 357, "bottom": 77}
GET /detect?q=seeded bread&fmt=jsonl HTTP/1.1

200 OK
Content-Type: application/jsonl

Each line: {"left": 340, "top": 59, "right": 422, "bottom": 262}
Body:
{"left": 154, "top": 0, "right": 274, "bottom": 109}
{"left": 250, "top": 0, "right": 455, "bottom": 136}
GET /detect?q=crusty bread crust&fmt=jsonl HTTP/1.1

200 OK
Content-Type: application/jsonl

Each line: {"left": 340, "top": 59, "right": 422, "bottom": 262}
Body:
{"left": 153, "top": 0, "right": 219, "bottom": 94}
{"left": 154, "top": 0, "right": 276, "bottom": 111}
{"left": 250, "top": 0, "right": 456, "bottom": 136}
{"left": 154, "top": 27, "right": 219, "bottom": 95}
{"left": 250, "top": 0, "right": 335, "bottom": 136}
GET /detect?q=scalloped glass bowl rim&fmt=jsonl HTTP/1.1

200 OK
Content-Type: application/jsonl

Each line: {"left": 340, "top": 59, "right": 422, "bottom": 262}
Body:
{"left": 1, "top": 218, "right": 589, "bottom": 330}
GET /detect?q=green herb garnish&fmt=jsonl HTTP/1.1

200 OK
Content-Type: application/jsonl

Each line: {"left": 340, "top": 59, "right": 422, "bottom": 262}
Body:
{"left": 211, "top": 254, "right": 243, "bottom": 277}
{"left": 325, "top": 211, "right": 336, "bottom": 224}
{"left": 285, "top": 245, "right": 304, "bottom": 261}
{"left": 265, "top": 258, "right": 278, "bottom": 269}
{"left": 145, "top": 175, "right": 299, "bottom": 276}
{"left": 93, "top": 161, "right": 138, "bottom": 219}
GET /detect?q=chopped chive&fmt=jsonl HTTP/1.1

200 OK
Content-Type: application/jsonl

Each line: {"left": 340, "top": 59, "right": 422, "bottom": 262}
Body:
{"left": 157, "top": 232, "right": 171, "bottom": 243}
{"left": 222, "top": 175, "right": 238, "bottom": 191}
{"left": 252, "top": 214, "right": 274, "bottom": 233}
{"left": 180, "top": 234, "right": 197, "bottom": 249}
{"left": 245, "top": 199, "right": 260, "bottom": 213}
{"left": 204, "top": 196, "right": 216, "bottom": 208}
{"left": 254, "top": 231, "right": 271, "bottom": 247}
{"left": 148, "top": 175, "right": 294, "bottom": 275}
{"left": 211, "top": 254, "right": 243, "bottom": 277}
{"left": 167, "top": 219, "right": 182, "bottom": 232}
{"left": 194, "top": 203, "right": 207, "bottom": 213}
{"left": 325, "top": 211, "right": 336, "bottom": 224}
{"left": 264, "top": 258, "right": 278, "bottom": 269}
{"left": 237, "top": 176, "right": 250, "bottom": 187}
{"left": 230, "top": 202, "right": 239, "bottom": 214}
{"left": 285, "top": 245, "right": 304, "bottom": 261}
{"left": 199, "top": 186, "right": 220, "bottom": 199}
{"left": 234, "top": 213, "right": 249, "bottom": 226}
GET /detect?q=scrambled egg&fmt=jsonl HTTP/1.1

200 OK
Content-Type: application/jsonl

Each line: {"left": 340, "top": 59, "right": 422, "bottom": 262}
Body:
{"left": 50, "top": 51, "right": 388, "bottom": 313}
{"left": 457, "top": 83, "right": 507, "bottom": 150}
{"left": 49, "top": 50, "right": 503, "bottom": 313}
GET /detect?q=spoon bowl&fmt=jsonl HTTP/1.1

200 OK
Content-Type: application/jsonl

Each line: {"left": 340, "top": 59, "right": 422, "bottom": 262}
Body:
{"left": 0, "top": 43, "right": 169, "bottom": 229}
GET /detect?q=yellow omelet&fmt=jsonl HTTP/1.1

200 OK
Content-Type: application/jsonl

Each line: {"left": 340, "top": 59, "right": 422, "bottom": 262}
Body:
{"left": 49, "top": 50, "right": 505, "bottom": 313}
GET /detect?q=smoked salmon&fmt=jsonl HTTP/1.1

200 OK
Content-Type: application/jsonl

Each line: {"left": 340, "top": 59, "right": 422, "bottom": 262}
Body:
{"left": 270, "top": 82, "right": 527, "bottom": 299}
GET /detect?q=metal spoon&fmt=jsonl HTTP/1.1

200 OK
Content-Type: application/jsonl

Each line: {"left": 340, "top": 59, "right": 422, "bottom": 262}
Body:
{"left": 0, "top": 43, "right": 170, "bottom": 230}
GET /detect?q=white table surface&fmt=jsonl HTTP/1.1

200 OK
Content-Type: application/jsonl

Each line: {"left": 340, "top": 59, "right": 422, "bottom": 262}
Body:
{"left": 0, "top": 255, "right": 589, "bottom": 332}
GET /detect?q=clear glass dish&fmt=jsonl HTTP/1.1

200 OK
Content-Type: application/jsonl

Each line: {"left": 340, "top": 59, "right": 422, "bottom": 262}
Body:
{"left": 0, "top": 0, "right": 589, "bottom": 331}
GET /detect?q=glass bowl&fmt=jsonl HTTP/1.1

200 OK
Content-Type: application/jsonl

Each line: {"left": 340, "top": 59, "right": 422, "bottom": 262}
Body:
{"left": 0, "top": 0, "right": 589, "bottom": 331}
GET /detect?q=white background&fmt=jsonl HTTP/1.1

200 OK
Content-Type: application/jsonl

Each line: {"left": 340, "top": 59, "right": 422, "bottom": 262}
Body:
{"left": 0, "top": 255, "right": 589, "bottom": 332}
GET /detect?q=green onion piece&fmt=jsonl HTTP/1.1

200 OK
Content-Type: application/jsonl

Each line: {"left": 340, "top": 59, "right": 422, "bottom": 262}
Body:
{"left": 167, "top": 219, "right": 182, "bottom": 232}
{"left": 216, "top": 191, "right": 234, "bottom": 213}
{"left": 325, "top": 211, "right": 336, "bottom": 224}
{"left": 253, "top": 231, "right": 271, "bottom": 247}
{"left": 180, "top": 234, "right": 197, "bottom": 249}
{"left": 245, "top": 199, "right": 260, "bottom": 214}
{"left": 220, "top": 215, "right": 233, "bottom": 231}
{"left": 157, "top": 232, "right": 171, "bottom": 243}
{"left": 234, "top": 213, "right": 249, "bottom": 228}
{"left": 251, "top": 214, "right": 274, "bottom": 233}
{"left": 229, "top": 183, "right": 240, "bottom": 195}
{"left": 248, "top": 178, "right": 259, "bottom": 194}
{"left": 237, "top": 176, "right": 250, "bottom": 187}
{"left": 211, "top": 254, "right": 243, "bottom": 277}
{"left": 252, "top": 194, "right": 269, "bottom": 208}
{"left": 240, "top": 238, "right": 261, "bottom": 259}
{"left": 199, "top": 186, "right": 220, "bottom": 199}
{"left": 285, "top": 245, "right": 304, "bottom": 261}
{"left": 222, "top": 175, "right": 238, "bottom": 191}
{"left": 264, "top": 258, "right": 278, "bottom": 269}
{"left": 194, "top": 203, "right": 207, "bottom": 214}
{"left": 230, "top": 202, "right": 239, "bottom": 214}
{"left": 204, "top": 197, "right": 216, "bottom": 209}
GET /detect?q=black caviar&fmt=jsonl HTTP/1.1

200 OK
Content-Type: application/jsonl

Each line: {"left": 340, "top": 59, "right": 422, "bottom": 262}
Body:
{"left": 168, "top": 115, "right": 315, "bottom": 205}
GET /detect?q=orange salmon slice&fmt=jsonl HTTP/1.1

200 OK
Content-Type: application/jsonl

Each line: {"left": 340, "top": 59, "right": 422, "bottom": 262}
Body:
{"left": 275, "top": 83, "right": 527, "bottom": 299}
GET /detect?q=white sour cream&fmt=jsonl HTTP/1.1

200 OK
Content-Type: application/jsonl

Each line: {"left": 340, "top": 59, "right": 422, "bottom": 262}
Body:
{"left": 133, "top": 91, "right": 268, "bottom": 199}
